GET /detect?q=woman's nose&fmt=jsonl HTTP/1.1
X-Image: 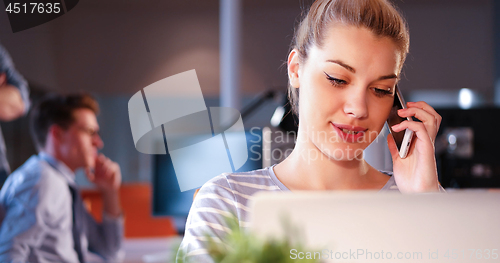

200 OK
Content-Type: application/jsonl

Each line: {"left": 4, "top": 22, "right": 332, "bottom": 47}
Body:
{"left": 343, "top": 89, "right": 368, "bottom": 119}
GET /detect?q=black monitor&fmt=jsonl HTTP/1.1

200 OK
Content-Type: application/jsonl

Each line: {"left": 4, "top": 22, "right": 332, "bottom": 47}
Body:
{"left": 436, "top": 107, "right": 500, "bottom": 188}
{"left": 152, "top": 129, "right": 263, "bottom": 233}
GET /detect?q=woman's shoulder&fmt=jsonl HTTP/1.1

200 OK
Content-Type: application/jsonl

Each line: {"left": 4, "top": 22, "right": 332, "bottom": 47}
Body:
{"left": 180, "top": 169, "right": 279, "bottom": 262}
{"left": 188, "top": 167, "right": 281, "bottom": 232}
{"left": 200, "top": 167, "right": 282, "bottom": 196}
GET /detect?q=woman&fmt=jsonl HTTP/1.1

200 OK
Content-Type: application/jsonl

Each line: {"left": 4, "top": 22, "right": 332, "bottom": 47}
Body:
{"left": 177, "top": 0, "right": 444, "bottom": 261}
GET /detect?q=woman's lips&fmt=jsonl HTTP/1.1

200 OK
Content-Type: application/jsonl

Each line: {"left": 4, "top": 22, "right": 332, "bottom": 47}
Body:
{"left": 330, "top": 122, "right": 367, "bottom": 142}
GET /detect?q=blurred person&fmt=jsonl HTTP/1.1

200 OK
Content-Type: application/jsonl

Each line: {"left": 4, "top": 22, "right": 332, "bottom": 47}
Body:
{"left": 0, "top": 44, "right": 30, "bottom": 187}
{"left": 0, "top": 93, "right": 123, "bottom": 262}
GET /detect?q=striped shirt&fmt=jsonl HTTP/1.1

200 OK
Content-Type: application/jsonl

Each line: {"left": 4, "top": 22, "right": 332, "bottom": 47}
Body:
{"left": 176, "top": 165, "right": 401, "bottom": 262}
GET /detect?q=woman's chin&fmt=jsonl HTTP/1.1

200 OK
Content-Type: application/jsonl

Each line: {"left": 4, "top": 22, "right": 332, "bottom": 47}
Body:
{"left": 322, "top": 145, "right": 365, "bottom": 161}
{"left": 299, "top": 142, "right": 366, "bottom": 162}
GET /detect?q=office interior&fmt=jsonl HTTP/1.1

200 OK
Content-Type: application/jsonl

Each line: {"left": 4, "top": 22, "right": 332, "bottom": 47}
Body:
{"left": 1, "top": 0, "right": 499, "bottom": 262}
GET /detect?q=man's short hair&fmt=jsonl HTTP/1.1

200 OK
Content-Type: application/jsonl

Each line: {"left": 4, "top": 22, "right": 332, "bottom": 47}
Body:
{"left": 29, "top": 93, "right": 100, "bottom": 150}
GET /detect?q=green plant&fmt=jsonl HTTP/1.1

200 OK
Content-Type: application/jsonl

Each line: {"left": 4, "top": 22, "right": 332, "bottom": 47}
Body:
{"left": 206, "top": 215, "right": 321, "bottom": 263}
{"left": 174, "top": 214, "right": 322, "bottom": 263}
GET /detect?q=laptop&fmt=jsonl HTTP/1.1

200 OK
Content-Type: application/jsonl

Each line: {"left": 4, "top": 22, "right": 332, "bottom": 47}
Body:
{"left": 250, "top": 191, "right": 500, "bottom": 263}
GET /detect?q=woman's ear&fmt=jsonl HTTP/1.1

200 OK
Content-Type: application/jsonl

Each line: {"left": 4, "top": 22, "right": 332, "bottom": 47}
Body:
{"left": 288, "top": 49, "right": 300, "bottom": 89}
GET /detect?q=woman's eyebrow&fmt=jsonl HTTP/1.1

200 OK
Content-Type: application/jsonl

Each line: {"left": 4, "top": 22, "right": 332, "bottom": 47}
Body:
{"left": 327, "top": 59, "right": 398, "bottom": 81}
{"left": 327, "top": 59, "right": 398, "bottom": 80}
{"left": 327, "top": 59, "right": 355, "bottom": 73}
{"left": 377, "top": 74, "right": 398, "bottom": 81}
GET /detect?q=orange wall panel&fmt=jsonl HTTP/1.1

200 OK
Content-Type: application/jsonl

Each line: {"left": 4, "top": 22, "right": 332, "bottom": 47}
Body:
{"left": 81, "top": 183, "right": 177, "bottom": 238}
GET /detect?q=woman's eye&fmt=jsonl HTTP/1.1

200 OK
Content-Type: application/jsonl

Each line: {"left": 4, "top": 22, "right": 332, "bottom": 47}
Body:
{"left": 373, "top": 88, "right": 392, "bottom": 97}
{"left": 324, "top": 72, "right": 347, "bottom": 86}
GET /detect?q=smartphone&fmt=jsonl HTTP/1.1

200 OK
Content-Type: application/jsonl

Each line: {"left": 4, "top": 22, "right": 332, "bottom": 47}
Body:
{"left": 387, "top": 85, "right": 414, "bottom": 159}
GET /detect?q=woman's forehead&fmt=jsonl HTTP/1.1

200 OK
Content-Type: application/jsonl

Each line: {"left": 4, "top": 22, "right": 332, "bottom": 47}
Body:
{"left": 309, "top": 25, "right": 401, "bottom": 75}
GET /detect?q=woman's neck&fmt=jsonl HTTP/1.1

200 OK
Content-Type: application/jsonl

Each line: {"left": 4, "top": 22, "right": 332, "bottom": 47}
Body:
{"left": 274, "top": 134, "right": 387, "bottom": 190}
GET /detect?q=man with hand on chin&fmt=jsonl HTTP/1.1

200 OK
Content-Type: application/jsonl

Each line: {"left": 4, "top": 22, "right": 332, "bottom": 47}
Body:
{"left": 0, "top": 93, "right": 123, "bottom": 263}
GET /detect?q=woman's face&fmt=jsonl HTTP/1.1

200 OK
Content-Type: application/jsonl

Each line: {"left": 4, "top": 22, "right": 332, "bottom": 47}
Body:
{"left": 288, "top": 24, "right": 401, "bottom": 161}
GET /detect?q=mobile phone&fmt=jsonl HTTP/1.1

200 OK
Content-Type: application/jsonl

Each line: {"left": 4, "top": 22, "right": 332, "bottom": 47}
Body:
{"left": 387, "top": 85, "right": 414, "bottom": 159}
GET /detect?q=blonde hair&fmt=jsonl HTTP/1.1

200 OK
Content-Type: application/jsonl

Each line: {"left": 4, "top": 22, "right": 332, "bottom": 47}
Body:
{"left": 288, "top": 0, "right": 409, "bottom": 116}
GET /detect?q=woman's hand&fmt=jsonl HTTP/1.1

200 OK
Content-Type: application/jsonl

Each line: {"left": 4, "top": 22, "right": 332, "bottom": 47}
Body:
{"left": 387, "top": 101, "right": 442, "bottom": 193}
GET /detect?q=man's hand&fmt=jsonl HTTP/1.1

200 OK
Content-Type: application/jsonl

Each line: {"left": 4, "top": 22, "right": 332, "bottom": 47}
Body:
{"left": 0, "top": 73, "right": 25, "bottom": 121}
{"left": 85, "top": 154, "right": 121, "bottom": 193}
{"left": 85, "top": 154, "right": 122, "bottom": 217}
